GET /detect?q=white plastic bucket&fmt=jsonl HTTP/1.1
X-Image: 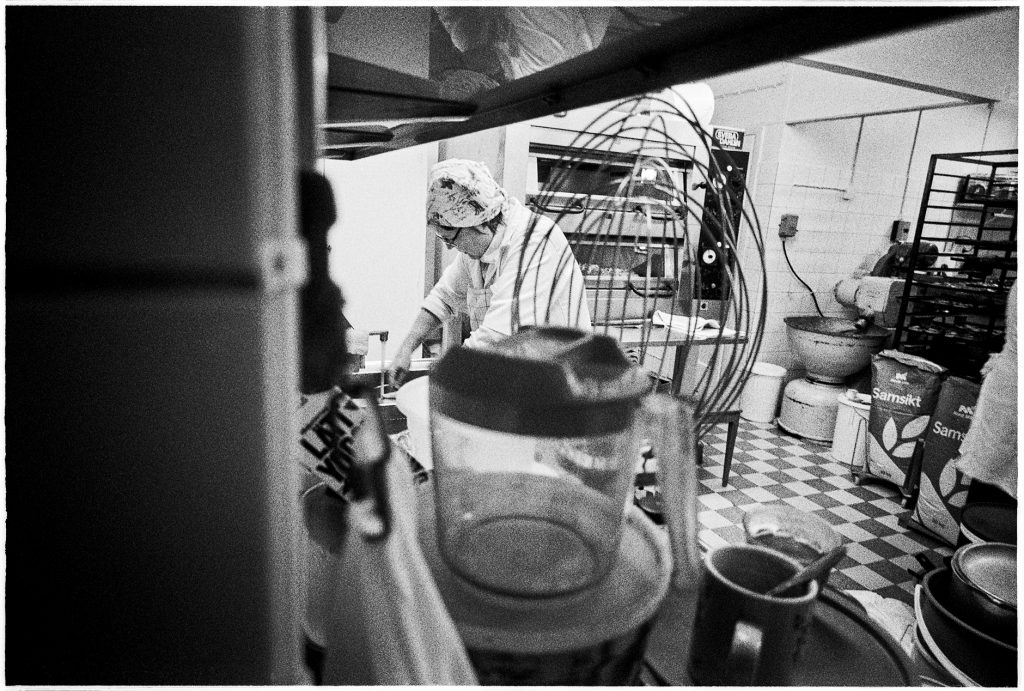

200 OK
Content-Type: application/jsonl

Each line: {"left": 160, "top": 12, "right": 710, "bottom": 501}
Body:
{"left": 739, "top": 362, "right": 787, "bottom": 423}
{"left": 831, "top": 391, "right": 871, "bottom": 466}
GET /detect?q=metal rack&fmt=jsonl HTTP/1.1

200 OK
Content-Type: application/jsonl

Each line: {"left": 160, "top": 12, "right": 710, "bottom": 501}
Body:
{"left": 892, "top": 150, "right": 1017, "bottom": 380}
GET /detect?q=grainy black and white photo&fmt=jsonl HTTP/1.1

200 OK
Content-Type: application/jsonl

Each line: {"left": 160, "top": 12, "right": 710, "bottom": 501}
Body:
{"left": 5, "top": 4, "right": 1018, "bottom": 687}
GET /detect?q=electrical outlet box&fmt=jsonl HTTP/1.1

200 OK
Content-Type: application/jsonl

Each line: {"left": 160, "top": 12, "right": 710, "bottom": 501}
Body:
{"left": 779, "top": 214, "right": 799, "bottom": 237}
{"left": 891, "top": 220, "right": 910, "bottom": 242}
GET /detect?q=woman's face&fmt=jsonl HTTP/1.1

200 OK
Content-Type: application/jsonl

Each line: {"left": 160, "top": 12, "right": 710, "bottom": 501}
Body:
{"left": 437, "top": 223, "right": 493, "bottom": 259}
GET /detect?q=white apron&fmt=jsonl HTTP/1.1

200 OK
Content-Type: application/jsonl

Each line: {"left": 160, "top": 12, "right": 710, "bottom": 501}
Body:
{"left": 466, "top": 258, "right": 500, "bottom": 331}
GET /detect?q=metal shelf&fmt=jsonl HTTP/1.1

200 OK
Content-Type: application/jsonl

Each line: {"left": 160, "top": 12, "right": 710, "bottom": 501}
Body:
{"left": 893, "top": 150, "right": 1017, "bottom": 381}
{"left": 321, "top": 7, "right": 982, "bottom": 159}
{"left": 953, "top": 199, "right": 1018, "bottom": 211}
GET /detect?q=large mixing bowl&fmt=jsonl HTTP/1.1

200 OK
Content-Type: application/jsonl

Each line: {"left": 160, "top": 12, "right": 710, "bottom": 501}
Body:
{"left": 784, "top": 317, "right": 888, "bottom": 383}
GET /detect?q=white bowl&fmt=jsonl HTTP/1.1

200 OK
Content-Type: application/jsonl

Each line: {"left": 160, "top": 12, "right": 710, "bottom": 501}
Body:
{"left": 395, "top": 376, "right": 432, "bottom": 469}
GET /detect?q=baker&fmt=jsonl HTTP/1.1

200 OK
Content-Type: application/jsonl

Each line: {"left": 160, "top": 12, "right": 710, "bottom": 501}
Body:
{"left": 387, "top": 158, "right": 591, "bottom": 386}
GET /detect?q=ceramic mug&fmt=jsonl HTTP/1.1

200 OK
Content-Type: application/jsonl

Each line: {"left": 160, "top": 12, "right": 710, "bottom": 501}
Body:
{"left": 689, "top": 544, "right": 818, "bottom": 686}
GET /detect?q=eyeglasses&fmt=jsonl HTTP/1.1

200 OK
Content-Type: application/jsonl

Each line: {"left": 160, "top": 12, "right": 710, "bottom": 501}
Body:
{"left": 435, "top": 225, "right": 463, "bottom": 248}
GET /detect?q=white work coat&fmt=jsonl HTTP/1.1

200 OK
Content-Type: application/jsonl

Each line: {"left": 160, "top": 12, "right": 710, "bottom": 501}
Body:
{"left": 421, "top": 198, "right": 592, "bottom": 348}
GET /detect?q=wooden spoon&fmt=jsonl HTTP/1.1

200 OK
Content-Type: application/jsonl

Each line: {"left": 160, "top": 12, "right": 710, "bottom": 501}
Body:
{"left": 767, "top": 545, "right": 847, "bottom": 597}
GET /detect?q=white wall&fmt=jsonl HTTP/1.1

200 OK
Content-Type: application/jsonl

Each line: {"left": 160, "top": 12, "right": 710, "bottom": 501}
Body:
{"left": 755, "top": 102, "right": 1017, "bottom": 371}
{"left": 322, "top": 144, "right": 437, "bottom": 360}
{"left": 710, "top": 60, "right": 1017, "bottom": 373}
{"left": 804, "top": 8, "right": 1018, "bottom": 104}
{"left": 786, "top": 64, "right": 962, "bottom": 123}
{"left": 903, "top": 103, "right": 1019, "bottom": 228}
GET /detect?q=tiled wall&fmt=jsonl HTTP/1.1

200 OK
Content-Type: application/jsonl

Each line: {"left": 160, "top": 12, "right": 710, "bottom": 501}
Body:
{"left": 728, "top": 98, "right": 1017, "bottom": 374}
{"left": 757, "top": 127, "right": 913, "bottom": 370}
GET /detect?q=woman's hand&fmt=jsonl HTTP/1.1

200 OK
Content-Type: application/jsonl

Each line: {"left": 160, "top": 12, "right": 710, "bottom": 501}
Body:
{"left": 388, "top": 310, "right": 443, "bottom": 388}
{"left": 387, "top": 348, "right": 413, "bottom": 388}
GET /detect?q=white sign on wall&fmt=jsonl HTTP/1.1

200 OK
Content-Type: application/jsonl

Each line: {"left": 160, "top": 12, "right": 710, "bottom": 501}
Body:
{"left": 712, "top": 127, "right": 745, "bottom": 150}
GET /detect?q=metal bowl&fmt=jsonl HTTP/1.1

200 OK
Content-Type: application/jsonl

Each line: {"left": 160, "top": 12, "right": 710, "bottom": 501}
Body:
{"left": 784, "top": 317, "right": 888, "bottom": 383}
{"left": 919, "top": 568, "right": 1017, "bottom": 687}
{"left": 949, "top": 542, "right": 1016, "bottom": 644}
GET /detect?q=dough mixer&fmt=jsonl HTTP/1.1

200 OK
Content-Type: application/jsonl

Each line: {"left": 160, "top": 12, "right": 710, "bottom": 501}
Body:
{"left": 777, "top": 317, "right": 888, "bottom": 442}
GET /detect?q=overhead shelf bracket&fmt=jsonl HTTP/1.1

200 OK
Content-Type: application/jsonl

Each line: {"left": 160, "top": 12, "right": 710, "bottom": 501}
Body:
{"left": 325, "top": 54, "right": 476, "bottom": 128}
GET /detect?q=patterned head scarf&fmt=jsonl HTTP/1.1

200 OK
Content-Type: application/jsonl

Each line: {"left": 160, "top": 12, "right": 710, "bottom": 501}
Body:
{"left": 426, "top": 159, "right": 507, "bottom": 228}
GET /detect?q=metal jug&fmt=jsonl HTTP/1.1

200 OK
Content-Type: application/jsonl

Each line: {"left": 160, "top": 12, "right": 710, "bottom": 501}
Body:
{"left": 429, "top": 326, "right": 701, "bottom": 598}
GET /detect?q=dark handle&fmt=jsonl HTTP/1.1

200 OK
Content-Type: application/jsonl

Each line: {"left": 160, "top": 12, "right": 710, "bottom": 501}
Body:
{"left": 529, "top": 199, "right": 586, "bottom": 215}
{"left": 907, "top": 551, "right": 948, "bottom": 581}
{"left": 629, "top": 277, "right": 677, "bottom": 298}
{"left": 916, "top": 553, "right": 941, "bottom": 572}
{"left": 633, "top": 205, "right": 682, "bottom": 222}
{"left": 724, "top": 621, "right": 762, "bottom": 686}
{"left": 901, "top": 439, "right": 926, "bottom": 508}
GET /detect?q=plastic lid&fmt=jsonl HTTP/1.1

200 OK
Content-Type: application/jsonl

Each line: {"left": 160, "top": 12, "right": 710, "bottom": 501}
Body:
{"left": 430, "top": 327, "right": 650, "bottom": 437}
{"left": 838, "top": 389, "right": 872, "bottom": 409}
{"left": 751, "top": 362, "right": 786, "bottom": 377}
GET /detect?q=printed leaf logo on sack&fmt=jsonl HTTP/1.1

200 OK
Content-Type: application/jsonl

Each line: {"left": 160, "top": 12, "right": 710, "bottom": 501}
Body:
{"left": 938, "top": 462, "right": 969, "bottom": 508}
{"left": 882, "top": 415, "right": 929, "bottom": 458}
{"left": 916, "top": 476, "right": 961, "bottom": 543}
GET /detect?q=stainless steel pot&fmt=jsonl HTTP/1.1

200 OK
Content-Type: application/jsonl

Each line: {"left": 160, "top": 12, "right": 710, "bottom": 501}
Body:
{"left": 949, "top": 542, "right": 1016, "bottom": 644}
{"left": 919, "top": 568, "right": 1017, "bottom": 687}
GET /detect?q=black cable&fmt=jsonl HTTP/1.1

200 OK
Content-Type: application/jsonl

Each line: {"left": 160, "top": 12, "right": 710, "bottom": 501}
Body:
{"left": 781, "top": 236, "right": 826, "bottom": 317}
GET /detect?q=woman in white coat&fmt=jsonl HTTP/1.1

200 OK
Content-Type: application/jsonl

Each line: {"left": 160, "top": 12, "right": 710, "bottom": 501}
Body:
{"left": 388, "top": 159, "right": 591, "bottom": 386}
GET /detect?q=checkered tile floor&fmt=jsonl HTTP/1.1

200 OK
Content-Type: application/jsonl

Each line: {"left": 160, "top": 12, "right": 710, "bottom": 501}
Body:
{"left": 692, "top": 418, "right": 953, "bottom": 605}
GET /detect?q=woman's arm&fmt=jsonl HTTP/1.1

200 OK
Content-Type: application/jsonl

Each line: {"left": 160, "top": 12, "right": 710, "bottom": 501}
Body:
{"left": 388, "top": 309, "right": 443, "bottom": 386}
{"left": 390, "top": 255, "right": 472, "bottom": 384}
